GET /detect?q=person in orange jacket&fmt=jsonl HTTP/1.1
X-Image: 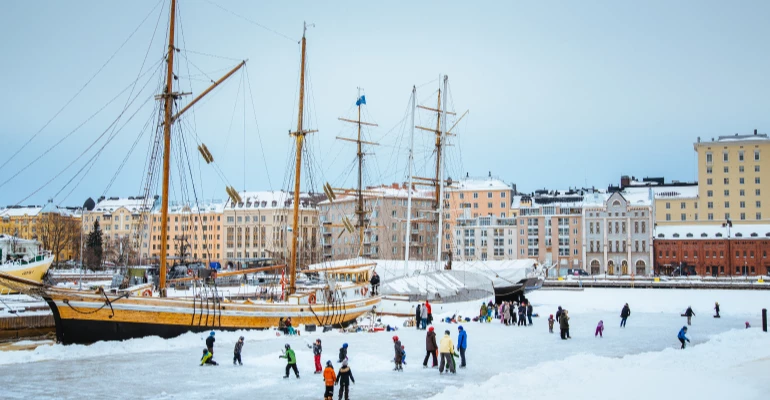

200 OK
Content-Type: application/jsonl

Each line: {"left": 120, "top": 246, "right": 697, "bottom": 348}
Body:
{"left": 323, "top": 360, "right": 336, "bottom": 400}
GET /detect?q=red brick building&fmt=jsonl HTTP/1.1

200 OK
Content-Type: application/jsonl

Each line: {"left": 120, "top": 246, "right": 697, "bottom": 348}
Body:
{"left": 653, "top": 224, "right": 770, "bottom": 276}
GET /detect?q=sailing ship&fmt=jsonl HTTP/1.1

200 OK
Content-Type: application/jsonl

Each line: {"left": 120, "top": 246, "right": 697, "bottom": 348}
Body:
{"left": 0, "top": 0, "right": 379, "bottom": 344}
{"left": 0, "top": 235, "right": 54, "bottom": 294}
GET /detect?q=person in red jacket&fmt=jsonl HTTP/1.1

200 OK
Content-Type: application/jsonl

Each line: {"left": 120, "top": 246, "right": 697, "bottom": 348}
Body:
{"left": 425, "top": 300, "right": 433, "bottom": 326}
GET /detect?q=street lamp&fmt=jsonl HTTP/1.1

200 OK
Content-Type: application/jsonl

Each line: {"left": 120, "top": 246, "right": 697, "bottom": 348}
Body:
{"left": 722, "top": 219, "right": 732, "bottom": 278}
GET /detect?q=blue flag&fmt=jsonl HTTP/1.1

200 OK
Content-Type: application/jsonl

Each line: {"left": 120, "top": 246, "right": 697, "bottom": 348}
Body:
{"left": 355, "top": 95, "right": 366, "bottom": 106}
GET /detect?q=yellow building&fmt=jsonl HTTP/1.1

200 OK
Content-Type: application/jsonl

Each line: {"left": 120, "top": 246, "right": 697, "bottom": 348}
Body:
{"left": 0, "top": 201, "right": 82, "bottom": 263}
{"left": 147, "top": 200, "right": 225, "bottom": 265}
{"left": 82, "top": 196, "right": 156, "bottom": 263}
{"left": 694, "top": 130, "right": 770, "bottom": 224}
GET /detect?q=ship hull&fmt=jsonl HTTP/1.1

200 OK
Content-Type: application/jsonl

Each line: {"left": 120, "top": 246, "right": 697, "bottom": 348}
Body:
{"left": 0, "top": 255, "right": 53, "bottom": 294}
{"left": 42, "top": 291, "right": 380, "bottom": 345}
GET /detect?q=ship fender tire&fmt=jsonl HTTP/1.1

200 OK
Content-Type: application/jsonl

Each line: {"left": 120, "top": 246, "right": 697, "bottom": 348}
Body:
{"left": 308, "top": 293, "right": 316, "bottom": 305}
{"left": 142, "top": 289, "right": 152, "bottom": 297}
{"left": 361, "top": 286, "right": 368, "bottom": 297}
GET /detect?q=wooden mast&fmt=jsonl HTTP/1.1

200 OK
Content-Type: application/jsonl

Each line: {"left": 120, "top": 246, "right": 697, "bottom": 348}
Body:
{"left": 159, "top": 0, "right": 177, "bottom": 297}
{"left": 356, "top": 89, "right": 364, "bottom": 256}
{"left": 289, "top": 22, "right": 310, "bottom": 296}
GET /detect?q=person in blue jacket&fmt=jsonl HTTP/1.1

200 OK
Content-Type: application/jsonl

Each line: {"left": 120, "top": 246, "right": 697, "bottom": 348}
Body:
{"left": 677, "top": 326, "right": 690, "bottom": 349}
{"left": 457, "top": 325, "right": 468, "bottom": 368}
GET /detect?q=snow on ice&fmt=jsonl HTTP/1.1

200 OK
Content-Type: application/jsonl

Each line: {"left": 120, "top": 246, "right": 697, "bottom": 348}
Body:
{"left": 0, "top": 288, "right": 767, "bottom": 399}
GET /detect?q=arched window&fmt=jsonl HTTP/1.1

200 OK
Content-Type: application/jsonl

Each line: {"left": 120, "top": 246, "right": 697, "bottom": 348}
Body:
{"left": 700, "top": 233, "right": 707, "bottom": 237}
{"left": 735, "top": 233, "right": 743, "bottom": 238}
{"left": 657, "top": 234, "right": 665, "bottom": 238}
{"left": 686, "top": 233, "right": 693, "bottom": 238}
{"left": 715, "top": 233, "right": 723, "bottom": 237}
{"left": 673, "top": 233, "right": 680, "bottom": 238}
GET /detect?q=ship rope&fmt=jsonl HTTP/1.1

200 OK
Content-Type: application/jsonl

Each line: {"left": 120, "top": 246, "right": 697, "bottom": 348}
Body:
{"left": 61, "top": 288, "right": 129, "bottom": 318}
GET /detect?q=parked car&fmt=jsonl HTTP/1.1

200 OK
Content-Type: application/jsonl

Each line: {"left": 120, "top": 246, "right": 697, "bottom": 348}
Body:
{"left": 567, "top": 268, "right": 590, "bottom": 276}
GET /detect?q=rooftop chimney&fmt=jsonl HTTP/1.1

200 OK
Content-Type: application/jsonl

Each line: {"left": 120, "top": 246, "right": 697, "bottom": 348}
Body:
{"left": 754, "top": 129, "right": 758, "bottom": 135}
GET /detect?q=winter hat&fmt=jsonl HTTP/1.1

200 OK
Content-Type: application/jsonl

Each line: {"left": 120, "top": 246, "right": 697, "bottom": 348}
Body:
{"left": 550, "top": 314, "right": 553, "bottom": 318}
{"left": 682, "top": 326, "right": 687, "bottom": 330}
{"left": 317, "top": 339, "right": 322, "bottom": 344}
{"left": 458, "top": 325, "right": 463, "bottom": 331}
{"left": 428, "top": 326, "right": 434, "bottom": 332}
{"left": 342, "top": 343, "right": 348, "bottom": 348}
{"left": 326, "top": 360, "right": 333, "bottom": 367}
{"left": 444, "top": 330, "right": 450, "bottom": 335}
{"left": 392, "top": 336, "right": 399, "bottom": 342}
{"left": 239, "top": 336, "right": 244, "bottom": 341}
{"left": 210, "top": 331, "right": 215, "bottom": 336}
{"left": 342, "top": 359, "right": 348, "bottom": 367}
{"left": 202, "top": 348, "right": 208, "bottom": 354}
{"left": 285, "top": 343, "right": 291, "bottom": 349}
{"left": 401, "top": 345, "right": 405, "bottom": 350}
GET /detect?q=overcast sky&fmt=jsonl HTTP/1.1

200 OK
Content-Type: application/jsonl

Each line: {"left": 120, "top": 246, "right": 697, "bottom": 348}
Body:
{"left": 1, "top": 0, "right": 769, "bottom": 208}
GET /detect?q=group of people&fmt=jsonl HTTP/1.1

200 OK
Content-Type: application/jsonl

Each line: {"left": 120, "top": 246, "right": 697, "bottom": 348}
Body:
{"left": 477, "top": 299, "right": 533, "bottom": 326}
{"left": 199, "top": 331, "right": 245, "bottom": 366}
{"left": 414, "top": 301, "right": 434, "bottom": 330}
{"left": 419, "top": 325, "right": 468, "bottom": 373}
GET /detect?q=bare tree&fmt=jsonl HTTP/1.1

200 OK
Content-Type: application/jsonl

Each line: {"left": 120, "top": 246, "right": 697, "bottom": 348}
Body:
{"left": 38, "top": 213, "right": 79, "bottom": 267}
{"left": 104, "top": 235, "right": 138, "bottom": 266}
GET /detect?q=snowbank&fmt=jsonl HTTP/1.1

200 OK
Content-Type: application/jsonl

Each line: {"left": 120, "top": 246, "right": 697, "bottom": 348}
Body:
{"left": 428, "top": 329, "right": 769, "bottom": 400}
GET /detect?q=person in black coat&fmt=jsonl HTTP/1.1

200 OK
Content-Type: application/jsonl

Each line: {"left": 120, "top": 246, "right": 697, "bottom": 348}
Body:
{"left": 206, "top": 331, "right": 216, "bottom": 356}
{"left": 526, "top": 303, "right": 533, "bottom": 326}
{"left": 620, "top": 303, "right": 631, "bottom": 327}
{"left": 336, "top": 359, "right": 355, "bottom": 400}
{"left": 415, "top": 304, "right": 422, "bottom": 330}
{"left": 555, "top": 306, "right": 563, "bottom": 323}
{"left": 370, "top": 271, "right": 380, "bottom": 296}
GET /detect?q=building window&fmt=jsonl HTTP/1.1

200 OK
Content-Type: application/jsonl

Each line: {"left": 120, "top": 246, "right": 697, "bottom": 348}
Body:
{"left": 740, "top": 177, "right": 745, "bottom": 184}
{"left": 725, "top": 213, "right": 730, "bottom": 220}
{"left": 740, "top": 189, "right": 745, "bottom": 196}
{"left": 723, "top": 152, "right": 729, "bottom": 162}
{"left": 707, "top": 166, "right": 712, "bottom": 174}
{"left": 707, "top": 190, "right": 713, "bottom": 197}
{"left": 641, "top": 221, "right": 646, "bottom": 233}
{"left": 757, "top": 212, "right": 762, "bottom": 220}
{"left": 473, "top": 193, "right": 478, "bottom": 199}
{"left": 725, "top": 201, "right": 730, "bottom": 208}
{"left": 757, "top": 201, "right": 762, "bottom": 208}
{"left": 665, "top": 213, "right": 671, "bottom": 221}
{"left": 706, "top": 152, "right": 712, "bottom": 163}
{"left": 487, "top": 192, "right": 492, "bottom": 198}
{"left": 681, "top": 213, "right": 686, "bottom": 221}
{"left": 755, "top": 165, "right": 760, "bottom": 173}
{"left": 755, "top": 177, "right": 761, "bottom": 184}
{"left": 459, "top": 193, "right": 464, "bottom": 199}
{"left": 755, "top": 150, "right": 760, "bottom": 161}
{"left": 724, "top": 166, "right": 729, "bottom": 173}
{"left": 756, "top": 189, "right": 761, "bottom": 196}
{"left": 724, "top": 178, "right": 729, "bottom": 185}
{"left": 666, "top": 202, "right": 671, "bottom": 209}
{"left": 707, "top": 178, "right": 713, "bottom": 185}
{"left": 708, "top": 213, "right": 713, "bottom": 220}
{"left": 740, "top": 213, "right": 746, "bottom": 220}
{"left": 707, "top": 201, "right": 713, "bottom": 209}
{"left": 680, "top": 202, "right": 685, "bottom": 209}
{"left": 740, "top": 201, "right": 746, "bottom": 208}
{"left": 724, "top": 190, "right": 730, "bottom": 196}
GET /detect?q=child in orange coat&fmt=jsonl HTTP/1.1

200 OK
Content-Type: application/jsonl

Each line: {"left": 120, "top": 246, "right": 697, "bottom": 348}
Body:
{"left": 323, "top": 360, "right": 336, "bottom": 400}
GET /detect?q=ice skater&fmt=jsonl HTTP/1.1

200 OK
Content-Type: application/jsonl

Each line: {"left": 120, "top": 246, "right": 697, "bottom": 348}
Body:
{"left": 392, "top": 336, "right": 403, "bottom": 371}
{"left": 560, "top": 310, "right": 571, "bottom": 339}
{"left": 620, "top": 303, "right": 631, "bottom": 327}
{"left": 280, "top": 343, "right": 300, "bottom": 378}
{"left": 336, "top": 358, "right": 355, "bottom": 400}
{"left": 684, "top": 306, "right": 696, "bottom": 326}
{"left": 308, "top": 338, "right": 322, "bottom": 373}
{"left": 421, "top": 302, "right": 428, "bottom": 329}
{"left": 548, "top": 314, "right": 555, "bottom": 333}
{"left": 233, "top": 336, "right": 244, "bottom": 365}
{"left": 526, "top": 302, "right": 533, "bottom": 326}
{"left": 200, "top": 348, "right": 218, "bottom": 366}
{"left": 714, "top": 302, "right": 720, "bottom": 318}
{"left": 457, "top": 325, "right": 467, "bottom": 368}
{"left": 438, "top": 330, "right": 456, "bottom": 374}
{"left": 423, "top": 326, "right": 438, "bottom": 368}
{"left": 479, "top": 302, "right": 487, "bottom": 323}
{"left": 415, "top": 303, "right": 422, "bottom": 329}
{"left": 338, "top": 343, "right": 348, "bottom": 363}
{"left": 677, "top": 326, "right": 690, "bottom": 349}
{"left": 595, "top": 320, "right": 604, "bottom": 338}
{"left": 323, "top": 360, "right": 336, "bottom": 400}
{"left": 206, "top": 331, "right": 216, "bottom": 356}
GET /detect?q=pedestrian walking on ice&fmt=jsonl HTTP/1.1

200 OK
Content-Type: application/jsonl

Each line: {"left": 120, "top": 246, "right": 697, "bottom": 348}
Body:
{"left": 233, "top": 336, "right": 244, "bottom": 365}
{"left": 620, "top": 303, "right": 630, "bottom": 327}
{"left": 548, "top": 314, "right": 555, "bottom": 333}
{"left": 678, "top": 326, "right": 690, "bottom": 349}
{"left": 323, "top": 360, "right": 336, "bottom": 400}
{"left": 479, "top": 302, "right": 487, "bottom": 323}
{"left": 714, "top": 302, "right": 720, "bottom": 318}
{"left": 415, "top": 303, "right": 422, "bottom": 329}
{"left": 560, "top": 310, "right": 571, "bottom": 339}
{"left": 595, "top": 320, "right": 604, "bottom": 338}
{"left": 526, "top": 302, "right": 533, "bottom": 326}
{"left": 423, "top": 326, "right": 438, "bottom": 368}
{"left": 421, "top": 302, "right": 429, "bottom": 329}
{"left": 556, "top": 306, "right": 563, "bottom": 323}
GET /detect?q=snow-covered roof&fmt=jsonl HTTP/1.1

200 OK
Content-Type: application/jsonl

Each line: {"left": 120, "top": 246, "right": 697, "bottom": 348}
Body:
{"left": 93, "top": 197, "right": 155, "bottom": 214}
{"left": 448, "top": 177, "right": 510, "bottom": 192}
{"left": 654, "top": 224, "right": 770, "bottom": 240}
{"left": 227, "top": 190, "right": 318, "bottom": 210}
{"left": 0, "top": 203, "right": 79, "bottom": 218}
{"left": 701, "top": 133, "right": 770, "bottom": 144}
{"left": 649, "top": 185, "right": 699, "bottom": 200}
{"left": 162, "top": 199, "right": 226, "bottom": 214}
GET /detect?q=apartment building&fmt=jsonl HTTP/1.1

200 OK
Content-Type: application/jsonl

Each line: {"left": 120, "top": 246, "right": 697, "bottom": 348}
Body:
{"left": 582, "top": 190, "right": 654, "bottom": 276}
{"left": 694, "top": 130, "right": 770, "bottom": 224}
{"left": 147, "top": 200, "right": 225, "bottom": 265}
{"left": 319, "top": 184, "right": 436, "bottom": 261}
{"left": 83, "top": 196, "right": 156, "bottom": 259}
{"left": 222, "top": 191, "right": 321, "bottom": 269}
{"left": 512, "top": 189, "right": 587, "bottom": 269}
{"left": 445, "top": 175, "right": 514, "bottom": 261}
{"left": 0, "top": 200, "right": 82, "bottom": 262}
